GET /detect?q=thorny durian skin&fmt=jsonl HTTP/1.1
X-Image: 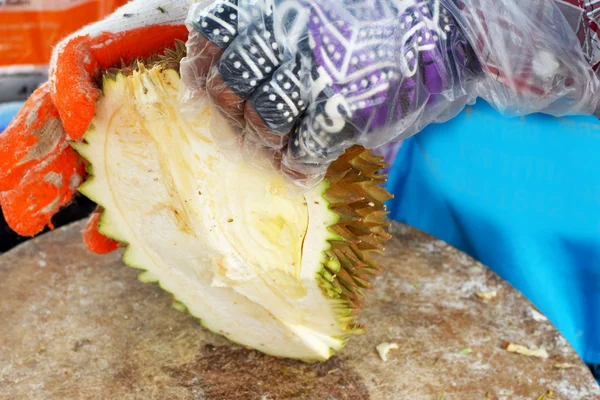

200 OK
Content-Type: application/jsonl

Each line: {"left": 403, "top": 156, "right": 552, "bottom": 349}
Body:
{"left": 72, "top": 46, "right": 392, "bottom": 362}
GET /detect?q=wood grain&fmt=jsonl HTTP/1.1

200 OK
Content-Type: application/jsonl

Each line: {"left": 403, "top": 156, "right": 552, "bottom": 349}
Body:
{"left": 0, "top": 221, "right": 598, "bottom": 399}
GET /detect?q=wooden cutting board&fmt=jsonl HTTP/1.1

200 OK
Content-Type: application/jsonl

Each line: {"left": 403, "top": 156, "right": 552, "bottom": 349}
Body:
{"left": 1, "top": 220, "right": 598, "bottom": 400}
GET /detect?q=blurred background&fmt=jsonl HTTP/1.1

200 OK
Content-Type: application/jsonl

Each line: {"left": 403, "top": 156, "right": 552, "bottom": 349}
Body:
{"left": 0, "top": 0, "right": 128, "bottom": 252}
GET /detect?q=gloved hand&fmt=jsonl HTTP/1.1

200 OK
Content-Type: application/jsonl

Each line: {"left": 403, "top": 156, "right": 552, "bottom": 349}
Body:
{"left": 180, "top": 0, "right": 600, "bottom": 186}
{"left": 0, "top": 0, "right": 190, "bottom": 253}
{"left": 181, "top": 0, "right": 473, "bottom": 185}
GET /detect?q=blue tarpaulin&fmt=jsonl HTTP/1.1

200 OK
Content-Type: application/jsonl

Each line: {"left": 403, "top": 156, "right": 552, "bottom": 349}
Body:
{"left": 0, "top": 102, "right": 23, "bottom": 133}
{"left": 386, "top": 100, "right": 600, "bottom": 374}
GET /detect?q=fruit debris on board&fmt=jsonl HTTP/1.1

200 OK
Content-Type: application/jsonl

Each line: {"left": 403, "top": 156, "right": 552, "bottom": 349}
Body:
{"left": 502, "top": 342, "right": 549, "bottom": 359}
{"left": 376, "top": 342, "right": 399, "bottom": 361}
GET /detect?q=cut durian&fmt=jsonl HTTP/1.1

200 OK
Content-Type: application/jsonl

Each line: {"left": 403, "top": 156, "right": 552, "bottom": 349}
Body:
{"left": 72, "top": 45, "right": 392, "bottom": 362}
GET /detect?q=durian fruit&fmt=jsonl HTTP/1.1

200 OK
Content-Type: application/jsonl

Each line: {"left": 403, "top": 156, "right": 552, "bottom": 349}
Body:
{"left": 72, "top": 43, "right": 393, "bottom": 362}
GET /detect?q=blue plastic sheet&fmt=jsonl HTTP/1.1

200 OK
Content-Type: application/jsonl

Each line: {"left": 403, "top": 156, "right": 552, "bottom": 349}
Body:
{"left": 0, "top": 102, "right": 24, "bottom": 134}
{"left": 385, "top": 99, "right": 600, "bottom": 373}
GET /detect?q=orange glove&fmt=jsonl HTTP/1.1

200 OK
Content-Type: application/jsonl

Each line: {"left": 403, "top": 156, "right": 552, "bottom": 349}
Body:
{"left": 0, "top": 0, "right": 190, "bottom": 254}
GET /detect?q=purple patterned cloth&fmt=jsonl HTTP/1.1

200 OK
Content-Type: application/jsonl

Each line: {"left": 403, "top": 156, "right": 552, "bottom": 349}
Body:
{"left": 307, "top": 2, "right": 451, "bottom": 130}
{"left": 288, "top": 0, "right": 475, "bottom": 165}
{"left": 190, "top": 0, "right": 478, "bottom": 174}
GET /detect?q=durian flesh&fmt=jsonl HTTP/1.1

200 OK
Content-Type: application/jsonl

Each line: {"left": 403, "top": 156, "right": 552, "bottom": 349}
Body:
{"left": 73, "top": 62, "right": 392, "bottom": 362}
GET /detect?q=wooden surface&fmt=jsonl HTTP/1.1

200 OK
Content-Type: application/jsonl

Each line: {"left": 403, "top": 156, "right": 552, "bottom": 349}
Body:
{"left": 0, "top": 220, "right": 598, "bottom": 400}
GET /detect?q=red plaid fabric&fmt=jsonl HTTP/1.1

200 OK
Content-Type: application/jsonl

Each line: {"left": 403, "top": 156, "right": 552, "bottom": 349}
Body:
{"left": 557, "top": 0, "right": 600, "bottom": 71}
{"left": 451, "top": 0, "right": 600, "bottom": 99}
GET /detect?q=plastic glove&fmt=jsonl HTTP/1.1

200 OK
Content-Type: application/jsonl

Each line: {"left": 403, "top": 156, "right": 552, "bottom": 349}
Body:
{"left": 0, "top": 0, "right": 190, "bottom": 253}
{"left": 445, "top": 0, "right": 600, "bottom": 116}
{"left": 181, "top": 0, "right": 471, "bottom": 185}
{"left": 180, "top": 0, "right": 600, "bottom": 187}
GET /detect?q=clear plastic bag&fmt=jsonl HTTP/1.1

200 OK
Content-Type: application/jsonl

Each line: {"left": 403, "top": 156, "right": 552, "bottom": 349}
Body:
{"left": 444, "top": 0, "right": 600, "bottom": 116}
{"left": 180, "top": 0, "right": 600, "bottom": 187}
